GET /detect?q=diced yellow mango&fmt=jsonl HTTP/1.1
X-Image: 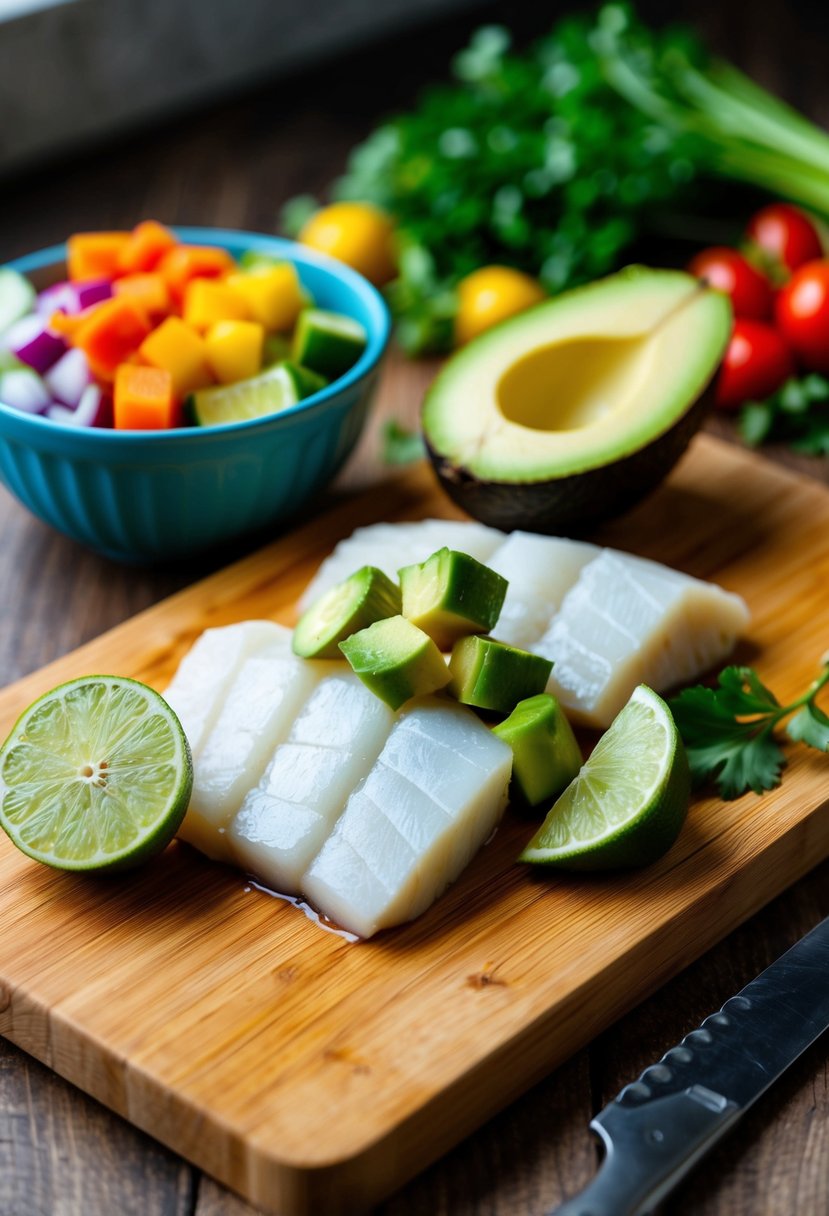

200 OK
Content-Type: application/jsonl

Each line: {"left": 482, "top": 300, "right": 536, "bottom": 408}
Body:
{"left": 205, "top": 320, "right": 265, "bottom": 384}
{"left": 183, "top": 279, "right": 251, "bottom": 331}
{"left": 139, "top": 317, "right": 213, "bottom": 397}
{"left": 226, "top": 264, "right": 305, "bottom": 331}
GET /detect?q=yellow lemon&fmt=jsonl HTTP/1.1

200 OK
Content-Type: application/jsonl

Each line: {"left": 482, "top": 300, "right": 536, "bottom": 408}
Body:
{"left": 299, "top": 203, "right": 396, "bottom": 286}
{"left": 455, "top": 266, "right": 546, "bottom": 345}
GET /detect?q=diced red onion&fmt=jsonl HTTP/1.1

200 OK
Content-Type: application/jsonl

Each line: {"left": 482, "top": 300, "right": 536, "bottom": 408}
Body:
{"left": 44, "top": 385, "right": 113, "bottom": 428}
{"left": 46, "top": 403, "right": 76, "bottom": 423}
{"left": 36, "top": 281, "right": 80, "bottom": 318}
{"left": 4, "top": 314, "right": 66, "bottom": 373}
{"left": 44, "top": 347, "right": 91, "bottom": 408}
{"left": 75, "top": 278, "right": 112, "bottom": 310}
{"left": 0, "top": 368, "right": 51, "bottom": 414}
{"left": 36, "top": 278, "right": 112, "bottom": 319}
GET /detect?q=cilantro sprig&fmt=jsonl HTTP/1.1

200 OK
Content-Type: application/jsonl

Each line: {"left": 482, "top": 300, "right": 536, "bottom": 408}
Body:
{"left": 739, "top": 375, "right": 829, "bottom": 456}
{"left": 381, "top": 420, "right": 425, "bottom": 466}
{"left": 669, "top": 660, "right": 829, "bottom": 800}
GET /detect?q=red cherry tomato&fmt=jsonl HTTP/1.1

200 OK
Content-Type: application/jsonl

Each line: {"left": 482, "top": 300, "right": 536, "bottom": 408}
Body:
{"left": 745, "top": 203, "right": 823, "bottom": 275}
{"left": 688, "top": 246, "right": 772, "bottom": 320}
{"left": 715, "top": 319, "right": 795, "bottom": 410}
{"left": 775, "top": 259, "right": 829, "bottom": 373}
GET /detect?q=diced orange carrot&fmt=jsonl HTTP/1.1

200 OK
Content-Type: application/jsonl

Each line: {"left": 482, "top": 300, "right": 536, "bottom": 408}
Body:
{"left": 159, "top": 246, "right": 236, "bottom": 305}
{"left": 117, "top": 221, "right": 178, "bottom": 275}
{"left": 114, "top": 364, "right": 179, "bottom": 430}
{"left": 73, "top": 297, "right": 152, "bottom": 380}
{"left": 66, "top": 232, "right": 131, "bottom": 282}
{"left": 113, "top": 273, "right": 172, "bottom": 322}
{"left": 139, "top": 316, "right": 213, "bottom": 396}
{"left": 49, "top": 310, "right": 89, "bottom": 339}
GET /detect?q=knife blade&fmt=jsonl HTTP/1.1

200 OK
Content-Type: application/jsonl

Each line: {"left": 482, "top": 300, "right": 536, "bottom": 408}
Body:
{"left": 550, "top": 913, "right": 829, "bottom": 1216}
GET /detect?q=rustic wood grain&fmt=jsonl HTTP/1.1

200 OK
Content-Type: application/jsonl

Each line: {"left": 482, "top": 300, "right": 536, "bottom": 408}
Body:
{"left": 2, "top": 2, "right": 829, "bottom": 1213}
{"left": 0, "top": 1038, "right": 193, "bottom": 1216}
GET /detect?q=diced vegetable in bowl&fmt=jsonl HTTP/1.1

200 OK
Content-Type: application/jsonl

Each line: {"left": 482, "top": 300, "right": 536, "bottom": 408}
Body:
{"left": 0, "top": 228, "right": 389, "bottom": 561}
{"left": 0, "top": 220, "right": 369, "bottom": 431}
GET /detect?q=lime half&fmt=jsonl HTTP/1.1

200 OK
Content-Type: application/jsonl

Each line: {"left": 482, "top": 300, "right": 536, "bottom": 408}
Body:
{"left": 519, "top": 685, "right": 690, "bottom": 871}
{"left": 0, "top": 676, "right": 193, "bottom": 871}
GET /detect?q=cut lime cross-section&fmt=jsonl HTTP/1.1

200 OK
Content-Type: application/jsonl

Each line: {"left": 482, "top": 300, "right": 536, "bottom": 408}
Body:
{"left": 519, "top": 684, "right": 690, "bottom": 871}
{"left": 0, "top": 676, "right": 193, "bottom": 872}
{"left": 186, "top": 360, "right": 326, "bottom": 426}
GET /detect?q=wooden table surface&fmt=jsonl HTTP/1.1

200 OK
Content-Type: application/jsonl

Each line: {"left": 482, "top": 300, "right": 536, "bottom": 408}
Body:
{"left": 2, "top": 3, "right": 829, "bottom": 1213}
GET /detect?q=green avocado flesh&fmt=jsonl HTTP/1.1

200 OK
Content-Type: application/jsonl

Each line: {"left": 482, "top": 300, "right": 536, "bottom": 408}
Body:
{"left": 448, "top": 636, "right": 552, "bottom": 714}
{"left": 493, "top": 694, "right": 582, "bottom": 806}
{"left": 422, "top": 266, "right": 731, "bottom": 531}
{"left": 339, "top": 615, "right": 450, "bottom": 710}
{"left": 399, "top": 548, "right": 507, "bottom": 649}
{"left": 292, "top": 309, "right": 367, "bottom": 380}
{"left": 293, "top": 566, "right": 401, "bottom": 659}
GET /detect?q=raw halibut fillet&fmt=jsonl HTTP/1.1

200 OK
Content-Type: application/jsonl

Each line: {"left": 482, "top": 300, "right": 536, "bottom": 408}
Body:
{"left": 487, "top": 533, "right": 600, "bottom": 648}
{"left": 302, "top": 698, "right": 513, "bottom": 938}
{"left": 229, "top": 672, "right": 395, "bottom": 893}
{"left": 535, "top": 551, "right": 750, "bottom": 727}
{"left": 179, "top": 626, "right": 330, "bottom": 862}
{"left": 299, "top": 519, "right": 504, "bottom": 609}
{"left": 164, "top": 620, "right": 284, "bottom": 755}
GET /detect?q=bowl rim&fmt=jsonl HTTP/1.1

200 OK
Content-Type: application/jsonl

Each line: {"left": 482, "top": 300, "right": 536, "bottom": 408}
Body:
{"left": 0, "top": 226, "right": 391, "bottom": 443}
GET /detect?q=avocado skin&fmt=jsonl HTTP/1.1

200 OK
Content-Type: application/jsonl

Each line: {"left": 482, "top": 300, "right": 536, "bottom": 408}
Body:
{"left": 425, "top": 383, "right": 714, "bottom": 535}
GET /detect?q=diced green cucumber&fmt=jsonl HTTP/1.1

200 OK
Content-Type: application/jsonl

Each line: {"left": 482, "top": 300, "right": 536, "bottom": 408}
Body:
{"left": 448, "top": 636, "right": 552, "bottom": 714}
{"left": 292, "top": 308, "right": 368, "bottom": 380}
{"left": 0, "top": 269, "right": 35, "bottom": 336}
{"left": 185, "top": 360, "right": 326, "bottom": 426}
{"left": 340, "top": 615, "right": 450, "bottom": 710}
{"left": 493, "top": 694, "right": 582, "bottom": 806}
{"left": 399, "top": 547, "right": 507, "bottom": 650}
{"left": 293, "top": 566, "right": 401, "bottom": 659}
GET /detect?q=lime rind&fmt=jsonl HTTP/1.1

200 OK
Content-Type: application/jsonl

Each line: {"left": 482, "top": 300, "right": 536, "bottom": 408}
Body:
{"left": 520, "top": 685, "right": 690, "bottom": 870}
{"left": 0, "top": 675, "right": 193, "bottom": 872}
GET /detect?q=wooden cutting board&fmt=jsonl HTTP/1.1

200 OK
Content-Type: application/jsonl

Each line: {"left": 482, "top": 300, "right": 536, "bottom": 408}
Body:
{"left": 1, "top": 434, "right": 828, "bottom": 1216}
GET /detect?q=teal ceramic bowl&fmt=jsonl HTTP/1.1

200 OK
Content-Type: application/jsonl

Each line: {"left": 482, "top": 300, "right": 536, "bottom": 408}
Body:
{"left": 0, "top": 228, "right": 390, "bottom": 562}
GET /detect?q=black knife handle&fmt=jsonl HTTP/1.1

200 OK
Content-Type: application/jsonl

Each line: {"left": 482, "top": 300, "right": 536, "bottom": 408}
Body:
{"left": 547, "top": 1086, "right": 740, "bottom": 1216}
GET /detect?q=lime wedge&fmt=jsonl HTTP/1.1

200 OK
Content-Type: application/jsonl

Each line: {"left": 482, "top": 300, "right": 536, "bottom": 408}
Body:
{"left": 186, "top": 360, "right": 326, "bottom": 426}
{"left": 0, "top": 676, "right": 193, "bottom": 871}
{"left": 519, "top": 685, "right": 690, "bottom": 870}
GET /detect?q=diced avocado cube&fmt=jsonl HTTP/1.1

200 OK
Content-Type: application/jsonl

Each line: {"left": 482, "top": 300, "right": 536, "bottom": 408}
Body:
{"left": 292, "top": 308, "right": 368, "bottom": 380}
{"left": 493, "top": 693, "right": 582, "bottom": 806}
{"left": 293, "top": 566, "right": 401, "bottom": 659}
{"left": 448, "top": 635, "right": 552, "bottom": 714}
{"left": 340, "top": 615, "right": 450, "bottom": 710}
{"left": 399, "top": 548, "right": 508, "bottom": 650}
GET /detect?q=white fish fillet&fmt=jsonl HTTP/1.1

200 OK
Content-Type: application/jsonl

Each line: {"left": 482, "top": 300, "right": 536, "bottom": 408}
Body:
{"left": 228, "top": 672, "right": 395, "bottom": 892}
{"left": 535, "top": 551, "right": 750, "bottom": 727}
{"left": 299, "top": 519, "right": 504, "bottom": 609}
{"left": 163, "top": 620, "right": 285, "bottom": 755}
{"left": 301, "top": 698, "right": 512, "bottom": 938}
{"left": 487, "top": 532, "right": 600, "bottom": 648}
{"left": 179, "top": 627, "right": 332, "bottom": 862}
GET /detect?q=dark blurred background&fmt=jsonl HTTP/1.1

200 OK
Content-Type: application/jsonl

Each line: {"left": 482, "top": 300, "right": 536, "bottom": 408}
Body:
{"left": 1, "top": 0, "right": 828, "bottom": 262}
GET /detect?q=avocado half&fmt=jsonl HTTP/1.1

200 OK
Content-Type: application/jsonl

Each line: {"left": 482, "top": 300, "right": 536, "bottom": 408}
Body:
{"left": 422, "top": 266, "right": 732, "bottom": 533}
